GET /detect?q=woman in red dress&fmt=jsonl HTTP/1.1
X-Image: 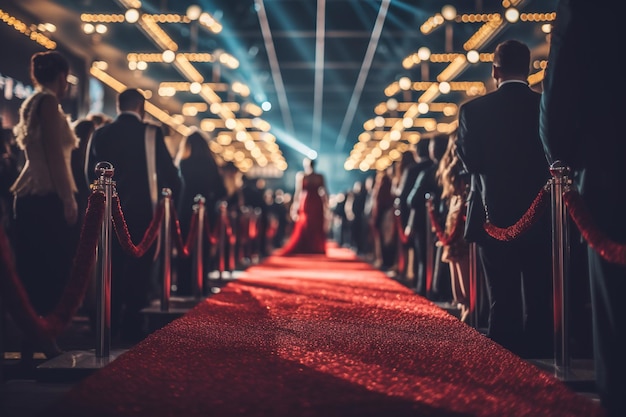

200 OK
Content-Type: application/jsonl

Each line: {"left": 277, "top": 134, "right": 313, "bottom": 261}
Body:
{"left": 276, "top": 158, "right": 328, "bottom": 255}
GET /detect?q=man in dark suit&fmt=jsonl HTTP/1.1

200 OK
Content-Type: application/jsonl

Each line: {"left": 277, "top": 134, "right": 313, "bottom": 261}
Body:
{"left": 86, "top": 88, "right": 182, "bottom": 343}
{"left": 456, "top": 40, "right": 553, "bottom": 359}
{"left": 402, "top": 139, "right": 434, "bottom": 294}
{"left": 540, "top": 1, "right": 625, "bottom": 415}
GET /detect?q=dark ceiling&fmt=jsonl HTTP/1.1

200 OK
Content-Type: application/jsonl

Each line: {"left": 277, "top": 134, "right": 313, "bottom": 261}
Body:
{"left": 1, "top": 0, "right": 556, "bottom": 192}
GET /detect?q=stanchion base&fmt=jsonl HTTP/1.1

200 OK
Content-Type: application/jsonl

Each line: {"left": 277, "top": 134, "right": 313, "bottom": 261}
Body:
{"left": 141, "top": 297, "right": 201, "bottom": 333}
{"left": 36, "top": 349, "right": 126, "bottom": 382}
{"left": 528, "top": 358, "right": 596, "bottom": 392}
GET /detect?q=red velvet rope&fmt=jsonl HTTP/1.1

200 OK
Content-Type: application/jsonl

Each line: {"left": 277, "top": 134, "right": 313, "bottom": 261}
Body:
{"left": 45, "top": 192, "right": 105, "bottom": 334}
{"left": 564, "top": 190, "right": 626, "bottom": 265}
{"left": 0, "top": 226, "right": 47, "bottom": 341}
{"left": 207, "top": 205, "right": 234, "bottom": 272}
{"left": 228, "top": 212, "right": 237, "bottom": 246}
{"left": 427, "top": 198, "right": 465, "bottom": 246}
{"left": 394, "top": 209, "right": 411, "bottom": 245}
{"left": 483, "top": 186, "right": 550, "bottom": 242}
{"left": 170, "top": 202, "right": 198, "bottom": 258}
{"left": 249, "top": 213, "right": 258, "bottom": 240}
{"left": 112, "top": 195, "right": 164, "bottom": 257}
{"left": 266, "top": 221, "right": 277, "bottom": 239}
{"left": 0, "top": 191, "right": 105, "bottom": 342}
{"left": 205, "top": 218, "right": 220, "bottom": 246}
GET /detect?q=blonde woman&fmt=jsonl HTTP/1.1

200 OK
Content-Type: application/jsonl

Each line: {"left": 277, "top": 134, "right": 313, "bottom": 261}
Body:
{"left": 436, "top": 134, "right": 470, "bottom": 322}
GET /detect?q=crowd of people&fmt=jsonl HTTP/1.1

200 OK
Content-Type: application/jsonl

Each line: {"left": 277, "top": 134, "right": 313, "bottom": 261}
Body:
{"left": 0, "top": 51, "right": 297, "bottom": 360}
{"left": 1, "top": 7, "right": 625, "bottom": 414}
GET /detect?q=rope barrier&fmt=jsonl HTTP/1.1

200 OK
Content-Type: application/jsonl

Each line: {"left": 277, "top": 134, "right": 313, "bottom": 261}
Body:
{"left": 482, "top": 184, "right": 551, "bottom": 242}
{"left": 111, "top": 195, "right": 164, "bottom": 257}
{"left": 0, "top": 191, "right": 104, "bottom": 343}
{"left": 170, "top": 201, "right": 199, "bottom": 258}
{"left": 4, "top": 169, "right": 626, "bottom": 355}
{"left": 427, "top": 197, "right": 465, "bottom": 246}
{"left": 563, "top": 190, "right": 626, "bottom": 265}
{"left": 394, "top": 209, "right": 411, "bottom": 245}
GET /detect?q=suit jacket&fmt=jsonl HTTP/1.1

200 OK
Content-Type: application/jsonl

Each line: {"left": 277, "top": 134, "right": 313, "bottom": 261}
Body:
{"left": 456, "top": 82, "right": 550, "bottom": 232}
{"left": 86, "top": 113, "right": 182, "bottom": 239}
{"left": 400, "top": 159, "right": 434, "bottom": 229}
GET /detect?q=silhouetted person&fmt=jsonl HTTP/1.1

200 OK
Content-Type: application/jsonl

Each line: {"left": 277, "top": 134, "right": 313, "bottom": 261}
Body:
{"left": 370, "top": 165, "right": 396, "bottom": 270}
{"left": 408, "top": 134, "right": 450, "bottom": 301}
{"left": 86, "top": 88, "right": 182, "bottom": 343}
{"left": 403, "top": 139, "right": 434, "bottom": 292}
{"left": 540, "top": 1, "right": 626, "bottom": 414}
{"left": 71, "top": 118, "right": 96, "bottom": 225}
{"left": 276, "top": 157, "right": 328, "bottom": 256}
{"left": 10, "top": 51, "right": 78, "bottom": 364}
{"left": 456, "top": 39, "right": 553, "bottom": 359}
{"left": 174, "top": 128, "right": 226, "bottom": 295}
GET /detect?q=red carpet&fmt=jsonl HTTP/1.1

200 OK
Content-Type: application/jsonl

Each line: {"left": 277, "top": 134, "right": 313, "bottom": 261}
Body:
{"left": 43, "top": 244, "right": 603, "bottom": 417}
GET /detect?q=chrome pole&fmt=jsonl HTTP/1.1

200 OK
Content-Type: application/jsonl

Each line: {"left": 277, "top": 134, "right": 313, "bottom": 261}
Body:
{"left": 468, "top": 242, "right": 479, "bottom": 329}
{"left": 192, "top": 195, "right": 206, "bottom": 298}
{"left": 94, "top": 161, "right": 114, "bottom": 358}
{"left": 424, "top": 193, "right": 434, "bottom": 298}
{"left": 549, "top": 161, "right": 571, "bottom": 374}
{"left": 218, "top": 201, "right": 227, "bottom": 280}
{"left": 161, "top": 188, "right": 172, "bottom": 311}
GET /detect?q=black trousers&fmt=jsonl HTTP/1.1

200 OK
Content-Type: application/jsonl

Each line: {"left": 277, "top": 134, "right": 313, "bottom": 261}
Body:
{"left": 478, "top": 226, "right": 554, "bottom": 359}
{"left": 13, "top": 193, "right": 78, "bottom": 315}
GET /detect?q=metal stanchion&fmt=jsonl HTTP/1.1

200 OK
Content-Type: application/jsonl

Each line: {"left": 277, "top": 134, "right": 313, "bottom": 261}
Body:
{"left": 192, "top": 195, "right": 205, "bottom": 298}
{"left": 550, "top": 162, "right": 570, "bottom": 374}
{"left": 161, "top": 188, "right": 172, "bottom": 312}
{"left": 424, "top": 194, "right": 434, "bottom": 298}
{"left": 536, "top": 161, "right": 594, "bottom": 387}
{"left": 252, "top": 207, "right": 262, "bottom": 264}
{"left": 141, "top": 189, "right": 197, "bottom": 332}
{"left": 37, "top": 161, "right": 124, "bottom": 380}
{"left": 218, "top": 202, "right": 227, "bottom": 281}
{"left": 95, "top": 162, "right": 115, "bottom": 358}
{"left": 468, "top": 242, "right": 479, "bottom": 329}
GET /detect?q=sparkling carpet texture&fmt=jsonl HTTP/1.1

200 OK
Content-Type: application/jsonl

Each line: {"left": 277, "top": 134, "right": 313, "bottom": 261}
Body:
{"left": 43, "top": 245, "right": 604, "bottom": 417}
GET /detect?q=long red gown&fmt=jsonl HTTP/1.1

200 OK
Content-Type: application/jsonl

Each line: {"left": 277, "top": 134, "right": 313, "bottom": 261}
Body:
{"left": 275, "top": 173, "right": 327, "bottom": 256}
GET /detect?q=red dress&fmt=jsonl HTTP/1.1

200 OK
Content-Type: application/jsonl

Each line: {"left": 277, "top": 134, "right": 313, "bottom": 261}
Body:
{"left": 276, "top": 173, "right": 327, "bottom": 255}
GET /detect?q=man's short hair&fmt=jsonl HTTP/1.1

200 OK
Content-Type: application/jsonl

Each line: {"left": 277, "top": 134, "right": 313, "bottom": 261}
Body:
{"left": 416, "top": 138, "right": 430, "bottom": 158}
{"left": 117, "top": 88, "right": 145, "bottom": 112}
{"left": 493, "top": 39, "right": 530, "bottom": 77}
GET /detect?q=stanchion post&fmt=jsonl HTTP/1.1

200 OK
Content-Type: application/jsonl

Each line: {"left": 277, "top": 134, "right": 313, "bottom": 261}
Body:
{"left": 94, "top": 162, "right": 115, "bottom": 358}
{"left": 192, "top": 195, "right": 205, "bottom": 298}
{"left": 468, "top": 242, "right": 479, "bottom": 328}
{"left": 218, "top": 201, "right": 227, "bottom": 281}
{"left": 549, "top": 161, "right": 571, "bottom": 374}
{"left": 161, "top": 188, "right": 172, "bottom": 312}
{"left": 424, "top": 193, "right": 434, "bottom": 298}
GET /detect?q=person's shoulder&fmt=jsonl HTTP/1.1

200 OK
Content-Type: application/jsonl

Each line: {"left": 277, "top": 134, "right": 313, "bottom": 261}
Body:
{"left": 461, "top": 90, "right": 495, "bottom": 109}
{"left": 36, "top": 91, "right": 60, "bottom": 113}
{"left": 144, "top": 120, "right": 161, "bottom": 129}
{"left": 92, "top": 119, "right": 115, "bottom": 136}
